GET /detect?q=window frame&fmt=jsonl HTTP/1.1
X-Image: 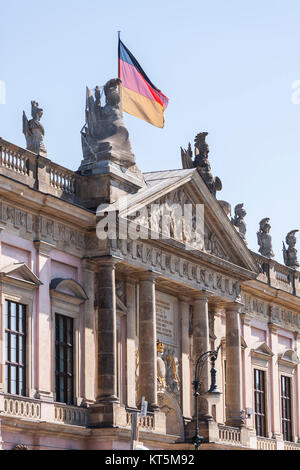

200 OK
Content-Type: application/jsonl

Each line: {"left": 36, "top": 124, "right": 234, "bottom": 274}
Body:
{"left": 1, "top": 288, "right": 35, "bottom": 398}
{"left": 253, "top": 368, "right": 267, "bottom": 437}
{"left": 54, "top": 313, "right": 74, "bottom": 405}
{"left": 4, "top": 300, "right": 27, "bottom": 396}
{"left": 50, "top": 289, "right": 84, "bottom": 406}
{"left": 280, "top": 374, "right": 293, "bottom": 442}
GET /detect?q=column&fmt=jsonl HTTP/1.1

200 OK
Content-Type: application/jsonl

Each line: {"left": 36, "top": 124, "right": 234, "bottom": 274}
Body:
{"left": 212, "top": 306, "right": 224, "bottom": 424}
{"left": 193, "top": 296, "right": 211, "bottom": 421}
{"left": 138, "top": 271, "right": 158, "bottom": 410}
{"left": 241, "top": 313, "right": 254, "bottom": 430}
{"left": 225, "top": 303, "right": 244, "bottom": 427}
{"left": 294, "top": 332, "right": 300, "bottom": 442}
{"left": 126, "top": 278, "right": 137, "bottom": 409}
{"left": 269, "top": 322, "right": 282, "bottom": 439}
{"left": 34, "top": 240, "right": 55, "bottom": 401}
{"left": 82, "top": 260, "right": 97, "bottom": 404}
{"left": 179, "top": 297, "right": 191, "bottom": 420}
{"left": 96, "top": 259, "right": 119, "bottom": 403}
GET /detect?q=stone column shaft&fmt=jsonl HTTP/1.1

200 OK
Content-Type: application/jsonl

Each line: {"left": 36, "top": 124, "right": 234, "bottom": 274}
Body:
{"left": 138, "top": 273, "right": 158, "bottom": 410}
{"left": 82, "top": 261, "right": 96, "bottom": 404}
{"left": 225, "top": 304, "right": 243, "bottom": 427}
{"left": 180, "top": 298, "right": 191, "bottom": 419}
{"left": 269, "top": 324, "right": 282, "bottom": 438}
{"left": 96, "top": 260, "right": 118, "bottom": 403}
{"left": 193, "top": 297, "right": 211, "bottom": 420}
{"left": 126, "top": 279, "right": 137, "bottom": 409}
{"left": 241, "top": 314, "right": 254, "bottom": 429}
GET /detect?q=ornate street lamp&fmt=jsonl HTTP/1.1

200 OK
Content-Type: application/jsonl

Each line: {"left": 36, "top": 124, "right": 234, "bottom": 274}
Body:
{"left": 192, "top": 345, "right": 221, "bottom": 450}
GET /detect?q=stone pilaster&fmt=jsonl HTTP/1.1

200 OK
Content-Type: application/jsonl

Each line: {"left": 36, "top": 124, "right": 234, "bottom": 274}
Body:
{"left": 294, "top": 331, "right": 300, "bottom": 441}
{"left": 225, "top": 303, "right": 244, "bottom": 427}
{"left": 193, "top": 296, "right": 211, "bottom": 421}
{"left": 95, "top": 258, "right": 119, "bottom": 403}
{"left": 138, "top": 271, "right": 159, "bottom": 411}
{"left": 82, "top": 260, "right": 97, "bottom": 404}
{"left": 126, "top": 278, "right": 137, "bottom": 409}
{"left": 269, "top": 321, "right": 282, "bottom": 439}
{"left": 34, "top": 240, "right": 55, "bottom": 402}
{"left": 179, "top": 297, "right": 191, "bottom": 420}
{"left": 240, "top": 312, "right": 254, "bottom": 430}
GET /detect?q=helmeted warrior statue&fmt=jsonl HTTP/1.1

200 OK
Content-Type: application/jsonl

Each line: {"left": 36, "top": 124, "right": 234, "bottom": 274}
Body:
{"left": 283, "top": 230, "right": 299, "bottom": 269}
{"left": 257, "top": 218, "right": 274, "bottom": 258}
{"left": 232, "top": 203, "right": 247, "bottom": 243}
{"left": 181, "top": 132, "right": 222, "bottom": 196}
{"left": 80, "top": 78, "right": 137, "bottom": 170}
{"left": 23, "top": 101, "right": 47, "bottom": 156}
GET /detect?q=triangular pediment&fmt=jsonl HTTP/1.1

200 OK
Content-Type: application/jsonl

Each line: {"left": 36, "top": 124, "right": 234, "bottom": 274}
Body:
{"left": 251, "top": 341, "right": 274, "bottom": 358}
{"left": 97, "top": 168, "right": 258, "bottom": 277}
{"left": 0, "top": 263, "right": 42, "bottom": 287}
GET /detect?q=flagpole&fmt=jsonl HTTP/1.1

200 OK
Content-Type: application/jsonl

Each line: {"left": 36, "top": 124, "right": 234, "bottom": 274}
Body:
{"left": 117, "top": 31, "right": 121, "bottom": 79}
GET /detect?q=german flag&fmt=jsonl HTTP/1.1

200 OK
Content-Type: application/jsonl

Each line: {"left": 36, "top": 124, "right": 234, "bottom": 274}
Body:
{"left": 118, "top": 39, "right": 169, "bottom": 128}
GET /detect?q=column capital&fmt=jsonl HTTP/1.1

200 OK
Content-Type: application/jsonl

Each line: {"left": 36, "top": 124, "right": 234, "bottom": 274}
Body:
{"left": 96, "top": 256, "right": 122, "bottom": 269}
{"left": 138, "top": 270, "right": 160, "bottom": 282}
{"left": 178, "top": 295, "right": 191, "bottom": 303}
{"left": 294, "top": 331, "right": 300, "bottom": 341}
{"left": 193, "top": 292, "right": 210, "bottom": 302}
{"left": 225, "top": 301, "right": 243, "bottom": 314}
{"left": 268, "top": 322, "right": 279, "bottom": 334}
{"left": 34, "top": 240, "right": 56, "bottom": 256}
{"left": 240, "top": 312, "right": 252, "bottom": 326}
{"left": 82, "top": 258, "right": 98, "bottom": 272}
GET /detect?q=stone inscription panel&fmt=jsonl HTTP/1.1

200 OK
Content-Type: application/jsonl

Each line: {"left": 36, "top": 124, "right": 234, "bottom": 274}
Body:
{"left": 156, "top": 291, "right": 178, "bottom": 346}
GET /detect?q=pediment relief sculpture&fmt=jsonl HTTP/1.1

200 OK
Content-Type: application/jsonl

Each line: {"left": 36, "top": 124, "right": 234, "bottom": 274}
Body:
{"left": 126, "top": 187, "right": 231, "bottom": 262}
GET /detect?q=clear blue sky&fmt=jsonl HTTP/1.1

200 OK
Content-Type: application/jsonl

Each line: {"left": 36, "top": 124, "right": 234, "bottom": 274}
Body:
{"left": 1, "top": 0, "right": 300, "bottom": 263}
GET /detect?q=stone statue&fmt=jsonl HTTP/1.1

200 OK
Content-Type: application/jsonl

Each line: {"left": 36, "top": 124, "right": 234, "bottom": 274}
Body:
{"left": 283, "top": 230, "right": 299, "bottom": 269}
{"left": 232, "top": 203, "right": 247, "bottom": 243}
{"left": 23, "top": 101, "right": 47, "bottom": 156}
{"left": 80, "top": 78, "right": 136, "bottom": 168}
{"left": 219, "top": 200, "right": 232, "bottom": 218}
{"left": 157, "top": 341, "right": 166, "bottom": 389}
{"left": 257, "top": 218, "right": 274, "bottom": 258}
{"left": 181, "top": 132, "right": 222, "bottom": 196}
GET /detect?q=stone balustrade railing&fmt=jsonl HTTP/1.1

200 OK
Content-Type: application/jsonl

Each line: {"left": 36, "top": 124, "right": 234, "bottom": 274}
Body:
{"left": 284, "top": 441, "right": 300, "bottom": 450}
{"left": 0, "top": 138, "right": 79, "bottom": 203}
{"left": 251, "top": 251, "right": 300, "bottom": 298}
{"left": 125, "top": 411, "right": 155, "bottom": 432}
{"left": 257, "top": 437, "right": 277, "bottom": 450}
{"left": 2, "top": 395, "right": 41, "bottom": 420}
{"left": 54, "top": 403, "right": 88, "bottom": 426}
{"left": 218, "top": 425, "right": 241, "bottom": 446}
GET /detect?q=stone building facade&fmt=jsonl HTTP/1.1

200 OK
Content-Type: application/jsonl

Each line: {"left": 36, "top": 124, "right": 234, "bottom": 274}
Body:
{"left": 0, "top": 84, "right": 299, "bottom": 450}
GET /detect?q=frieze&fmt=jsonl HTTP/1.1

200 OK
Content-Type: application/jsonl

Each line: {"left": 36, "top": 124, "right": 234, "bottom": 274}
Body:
{"left": 111, "top": 239, "right": 241, "bottom": 302}
{"left": 241, "top": 292, "right": 300, "bottom": 331}
{"left": 0, "top": 201, "right": 85, "bottom": 253}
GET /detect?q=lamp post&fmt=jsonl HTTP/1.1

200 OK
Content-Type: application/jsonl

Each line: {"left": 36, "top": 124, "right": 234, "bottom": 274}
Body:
{"left": 192, "top": 345, "right": 221, "bottom": 450}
